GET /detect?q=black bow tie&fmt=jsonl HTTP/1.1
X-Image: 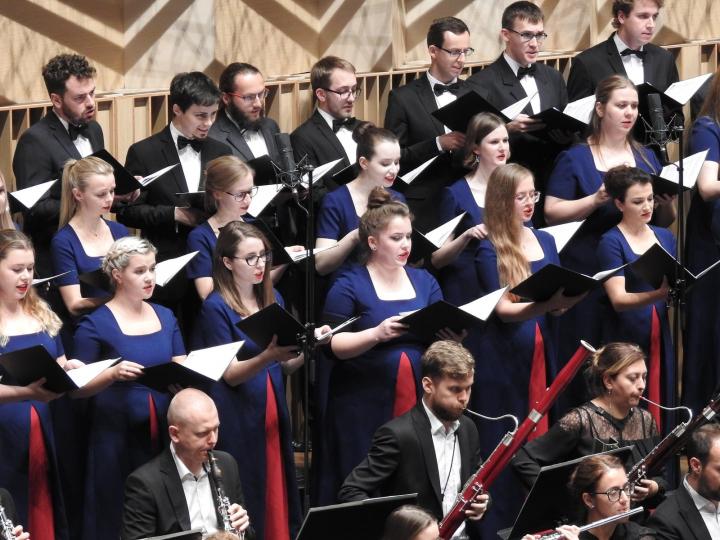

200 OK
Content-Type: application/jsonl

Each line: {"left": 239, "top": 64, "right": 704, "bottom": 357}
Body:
{"left": 177, "top": 136, "right": 204, "bottom": 153}
{"left": 68, "top": 123, "right": 89, "bottom": 141}
{"left": 433, "top": 82, "right": 461, "bottom": 97}
{"left": 516, "top": 64, "right": 537, "bottom": 80}
{"left": 621, "top": 48, "right": 646, "bottom": 59}
{"left": 332, "top": 117, "right": 357, "bottom": 133}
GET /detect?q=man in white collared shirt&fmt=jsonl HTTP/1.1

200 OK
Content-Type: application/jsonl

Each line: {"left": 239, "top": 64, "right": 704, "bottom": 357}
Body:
{"left": 648, "top": 422, "right": 720, "bottom": 540}
{"left": 339, "top": 341, "right": 488, "bottom": 539}
{"left": 121, "top": 389, "right": 251, "bottom": 540}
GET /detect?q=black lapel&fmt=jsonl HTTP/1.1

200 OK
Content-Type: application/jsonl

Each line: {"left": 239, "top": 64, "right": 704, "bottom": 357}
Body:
{"left": 412, "top": 405, "right": 443, "bottom": 505}
{"left": 534, "top": 65, "right": 553, "bottom": 111}
{"left": 678, "top": 486, "right": 713, "bottom": 540}
{"left": 218, "top": 113, "right": 254, "bottom": 161}
{"left": 159, "top": 125, "right": 188, "bottom": 193}
{"left": 605, "top": 34, "right": 628, "bottom": 77}
{"left": 642, "top": 47, "right": 660, "bottom": 87}
{"left": 259, "top": 118, "right": 280, "bottom": 162}
{"left": 496, "top": 57, "right": 532, "bottom": 113}
{"left": 159, "top": 450, "right": 192, "bottom": 531}
{"left": 310, "top": 110, "right": 347, "bottom": 159}
{"left": 414, "top": 74, "right": 446, "bottom": 135}
{"left": 456, "top": 420, "right": 474, "bottom": 483}
{"left": 45, "top": 111, "right": 82, "bottom": 160}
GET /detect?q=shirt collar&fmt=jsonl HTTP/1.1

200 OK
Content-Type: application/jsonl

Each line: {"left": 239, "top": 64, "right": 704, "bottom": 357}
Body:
{"left": 170, "top": 443, "right": 207, "bottom": 480}
{"left": 614, "top": 32, "right": 643, "bottom": 54}
{"left": 169, "top": 121, "right": 197, "bottom": 151}
{"left": 53, "top": 110, "right": 72, "bottom": 133}
{"left": 502, "top": 52, "right": 531, "bottom": 75}
{"left": 422, "top": 398, "right": 460, "bottom": 437}
{"left": 316, "top": 107, "right": 338, "bottom": 130}
{"left": 426, "top": 71, "right": 458, "bottom": 93}
{"left": 684, "top": 475, "right": 720, "bottom": 514}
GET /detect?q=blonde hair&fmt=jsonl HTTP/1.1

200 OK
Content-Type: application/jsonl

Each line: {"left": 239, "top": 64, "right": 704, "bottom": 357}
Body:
{"left": 0, "top": 172, "right": 13, "bottom": 230}
{"left": 59, "top": 156, "right": 114, "bottom": 229}
{"left": 204, "top": 155, "right": 254, "bottom": 214}
{"left": 0, "top": 230, "right": 62, "bottom": 346}
{"left": 484, "top": 164, "right": 532, "bottom": 295}
{"left": 212, "top": 221, "right": 274, "bottom": 316}
{"left": 101, "top": 236, "right": 157, "bottom": 291}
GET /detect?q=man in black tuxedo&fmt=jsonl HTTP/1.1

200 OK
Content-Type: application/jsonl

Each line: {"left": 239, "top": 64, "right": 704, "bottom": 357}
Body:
{"left": 467, "top": 1, "right": 569, "bottom": 225}
{"left": 338, "top": 341, "right": 488, "bottom": 539}
{"left": 116, "top": 72, "right": 231, "bottom": 316}
{"left": 209, "top": 62, "right": 282, "bottom": 167}
{"left": 12, "top": 54, "right": 104, "bottom": 277}
{"left": 384, "top": 17, "right": 472, "bottom": 232}
{"left": 567, "top": 0, "right": 678, "bottom": 101}
{"left": 647, "top": 422, "right": 720, "bottom": 540}
{"left": 0, "top": 488, "right": 29, "bottom": 539}
{"left": 121, "top": 389, "right": 251, "bottom": 540}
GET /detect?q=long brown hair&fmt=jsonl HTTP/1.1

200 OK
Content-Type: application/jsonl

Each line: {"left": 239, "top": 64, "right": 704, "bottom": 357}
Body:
{"left": 0, "top": 230, "right": 62, "bottom": 346}
{"left": 698, "top": 69, "right": 720, "bottom": 123}
{"left": 484, "top": 163, "right": 532, "bottom": 291}
{"left": 212, "top": 221, "right": 274, "bottom": 316}
{"left": 58, "top": 156, "right": 115, "bottom": 229}
{"left": 463, "top": 112, "right": 507, "bottom": 169}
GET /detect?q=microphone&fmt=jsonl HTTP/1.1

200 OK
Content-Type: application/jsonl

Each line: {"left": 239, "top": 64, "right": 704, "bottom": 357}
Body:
{"left": 646, "top": 93, "right": 670, "bottom": 165}
{"left": 274, "top": 132, "right": 302, "bottom": 195}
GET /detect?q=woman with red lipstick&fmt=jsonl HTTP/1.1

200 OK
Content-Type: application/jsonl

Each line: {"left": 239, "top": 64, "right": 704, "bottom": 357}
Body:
{"left": 51, "top": 157, "right": 130, "bottom": 318}
{"left": 470, "top": 163, "right": 584, "bottom": 535}
{"left": 542, "top": 75, "right": 671, "bottom": 409}
{"left": 597, "top": 166, "right": 674, "bottom": 434}
{"left": 73, "top": 236, "right": 186, "bottom": 539}
{"left": 315, "top": 122, "right": 405, "bottom": 276}
{"left": 0, "top": 230, "right": 73, "bottom": 540}
{"left": 191, "top": 221, "right": 318, "bottom": 540}
{"left": 315, "top": 188, "right": 443, "bottom": 505}
{"left": 513, "top": 343, "right": 666, "bottom": 509}
{"left": 433, "top": 112, "right": 509, "bottom": 306}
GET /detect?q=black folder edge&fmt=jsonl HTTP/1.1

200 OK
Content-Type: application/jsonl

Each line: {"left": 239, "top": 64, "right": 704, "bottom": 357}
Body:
{"left": 502, "top": 447, "right": 634, "bottom": 540}
{"left": 9, "top": 180, "right": 58, "bottom": 213}
{"left": 78, "top": 268, "right": 112, "bottom": 295}
{"left": 249, "top": 218, "right": 294, "bottom": 266}
{"left": 139, "top": 529, "right": 203, "bottom": 540}
{"left": 138, "top": 362, "right": 217, "bottom": 394}
{"left": 235, "top": 302, "right": 304, "bottom": 350}
{"left": 329, "top": 162, "right": 361, "bottom": 187}
{"left": 296, "top": 493, "right": 418, "bottom": 540}
{"left": 529, "top": 107, "right": 588, "bottom": 135}
{"left": 399, "top": 300, "right": 483, "bottom": 340}
{"left": 432, "top": 90, "right": 509, "bottom": 132}
{"left": 246, "top": 154, "right": 279, "bottom": 186}
{"left": 174, "top": 191, "right": 205, "bottom": 210}
{"left": 650, "top": 173, "right": 694, "bottom": 197}
{"left": 91, "top": 149, "right": 143, "bottom": 195}
{"left": 509, "top": 264, "right": 602, "bottom": 302}
{"left": 410, "top": 214, "right": 464, "bottom": 261}
{"left": 635, "top": 82, "right": 683, "bottom": 112}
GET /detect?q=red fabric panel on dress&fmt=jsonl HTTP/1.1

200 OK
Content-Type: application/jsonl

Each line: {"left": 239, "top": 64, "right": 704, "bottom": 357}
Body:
{"left": 648, "top": 306, "right": 662, "bottom": 431}
{"left": 393, "top": 352, "right": 417, "bottom": 418}
{"left": 528, "top": 323, "right": 548, "bottom": 441}
{"left": 148, "top": 393, "right": 159, "bottom": 454}
{"left": 265, "top": 373, "right": 290, "bottom": 540}
{"left": 28, "top": 405, "right": 54, "bottom": 540}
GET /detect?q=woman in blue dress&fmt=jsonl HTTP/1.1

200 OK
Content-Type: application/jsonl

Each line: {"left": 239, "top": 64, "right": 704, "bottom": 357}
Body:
{"left": 316, "top": 187, "right": 444, "bottom": 505}
{"left": 597, "top": 166, "right": 674, "bottom": 432}
{"left": 472, "top": 163, "right": 585, "bottom": 537}
{"left": 432, "top": 112, "right": 509, "bottom": 305}
{"left": 193, "top": 221, "right": 328, "bottom": 540}
{"left": 683, "top": 72, "right": 720, "bottom": 416}
{"left": 0, "top": 230, "right": 76, "bottom": 540}
{"left": 51, "top": 156, "right": 129, "bottom": 318}
{"left": 543, "top": 75, "right": 672, "bottom": 408}
{"left": 73, "top": 236, "right": 185, "bottom": 539}
{"left": 314, "top": 122, "right": 406, "bottom": 276}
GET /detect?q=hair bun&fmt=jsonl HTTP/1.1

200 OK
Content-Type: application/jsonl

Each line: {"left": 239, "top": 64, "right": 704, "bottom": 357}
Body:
{"left": 352, "top": 120, "right": 375, "bottom": 143}
{"left": 366, "top": 186, "right": 392, "bottom": 210}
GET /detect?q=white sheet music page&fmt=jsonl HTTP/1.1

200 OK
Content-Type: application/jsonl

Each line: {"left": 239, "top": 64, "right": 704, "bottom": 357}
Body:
{"left": 664, "top": 73, "right": 713, "bottom": 105}
{"left": 460, "top": 287, "right": 508, "bottom": 321}
{"left": 301, "top": 158, "right": 343, "bottom": 186}
{"left": 425, "top": 212, "right": 467, "bottom": 248}
{"left": 66, "top": 358, "right": 120, "bottom": 388}
{"left": 658, "top": 149, "right": 709, "bottom": 190}
{"left": 10, "top": 179, "right": 57, "bottom": 209}
{"left": 501, "top": 94, "right": 535, "bottom": 120}
{"left": 541, "top": 220, "right": 585, "bottom": 253}
{"left": 141, "top": 164, "right": 179, "bottom": 187}
{"left": 248, "top": 183, "right": 286, "bottom": 216}
{"left": 398, "top": 156, "right": 438, "bottom": 185}
{"left": 563, "top": 95, "right": 596, "bottom": 124}
{"left": 183, "top": 341, "right": 244, "bottom": 380}
{"left": 155, "top": 251, "right": 198, "bottom": 286}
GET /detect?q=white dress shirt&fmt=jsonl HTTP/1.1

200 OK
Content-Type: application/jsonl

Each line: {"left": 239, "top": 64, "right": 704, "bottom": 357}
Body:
{"left": 614, "top": 33, "right": 645, "bottom": 85}
{"left": 427, "top": 71, "right": 457, "bottom": 146}
{"left": 170, "top": 443, "right": 218, "bottom": 536}
{"left": 55, "top": 111, "right": 93, "bottom": 157}
{"left": 169, "top": 122, "right": 202, "bottom": 192}
{"left": 226, "top": 111, "right": 270, "bottom": 158}
{"left": 317, "top": 107, "right": 357, "bottom": 163}
{"left": 503, "top": 53, "right": 541, "bottom": 114}
{"left": 422, "top": 399, "right": 466, "bottom": 539}
{"left": 684, "top": 475, "right": 720, "bottom": 538}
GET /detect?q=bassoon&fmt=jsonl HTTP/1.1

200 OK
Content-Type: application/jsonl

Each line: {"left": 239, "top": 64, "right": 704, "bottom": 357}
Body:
{"left": 438, "top": 342, "right": 594, "bottom": 539}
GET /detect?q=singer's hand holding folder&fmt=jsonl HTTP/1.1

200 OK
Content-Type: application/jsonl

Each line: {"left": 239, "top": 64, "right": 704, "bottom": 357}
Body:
{"left": 510, "top": 263, "right": 626, "bottom": 302}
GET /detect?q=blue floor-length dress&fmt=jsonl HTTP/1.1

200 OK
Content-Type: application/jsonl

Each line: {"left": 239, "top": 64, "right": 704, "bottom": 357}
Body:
{"left": 73, "top": 303, "right": 185, "bottom": 540}
{"left": 546, "top": 143, "right": 661, "bottom": 409}
{"left": 0, "top": 332, "right": 69, "bottom": 540}
{"left": 471, "top": 228, "right": 560, "bottom": 538}
{"left": 683, "top": 116, "right": 720, "bottom": 415}
{"left": 192, "top": 290, "right": 301, "bottom": 540}
{"left": 315, "top": 264, "right": 442, "bottom": 505}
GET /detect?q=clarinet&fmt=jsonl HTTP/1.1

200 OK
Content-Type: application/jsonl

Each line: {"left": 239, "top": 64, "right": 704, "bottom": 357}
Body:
{"left": 0, "top": 503, "right": 15, "bottom": 540}
{"left": 207, "top": 450, "right": 245, "bottom": 540}
{"left": 532, "top": 507, "right": 643, "bottom": 540}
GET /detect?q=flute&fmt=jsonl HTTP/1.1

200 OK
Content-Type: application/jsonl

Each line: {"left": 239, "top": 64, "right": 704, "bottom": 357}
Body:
{"left": 532, "top": 506, "right": 643, "bottom": 540}
{"left": 0, "top": 503, "right": 16, "bottom": 540}
{"left": 206, "top": 450, "right": 245, "bottom": 540}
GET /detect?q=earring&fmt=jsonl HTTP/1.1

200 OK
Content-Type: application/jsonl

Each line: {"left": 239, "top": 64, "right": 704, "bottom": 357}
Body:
{"left": 371, "top": 246, "right": 377, "bottom": 251}
{"left": 473, "top": 153, "right": 481, "bottom": 166}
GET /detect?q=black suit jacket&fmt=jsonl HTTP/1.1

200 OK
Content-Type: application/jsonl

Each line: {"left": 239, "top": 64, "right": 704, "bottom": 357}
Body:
{"left": 208, "top": 112, "right": 282, "bottom": 166}
{"left": 116, "top": 125, "right": 231, "bottom": 259}
{"left": 384, "top": 73, "right": 469, "bottom": 231}
{"left": 290, "top": 109, "right": 352, "bottom": 170}
{"left": 12, "top": 111, "right": 104, "bottom": 273}
{"left": 338, "top": 403, "right": 482, "bottom": 539}
{"left": 121, "top": 448, "right": 251, "bottom": 540}
{"left": 647, "top": 483, "right": 713, "bottom": 540}
{"left": 567, "top": 34, "right": 679, "bottom": 101}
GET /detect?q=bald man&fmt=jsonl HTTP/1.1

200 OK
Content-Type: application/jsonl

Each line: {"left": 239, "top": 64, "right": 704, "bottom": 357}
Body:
{"left": 121, "top": 389, "right": 252, "bottom": 540}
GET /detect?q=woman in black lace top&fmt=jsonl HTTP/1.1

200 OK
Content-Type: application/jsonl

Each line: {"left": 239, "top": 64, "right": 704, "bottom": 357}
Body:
{"left": 512, "top": 342, "right": 668, "bottom": 505}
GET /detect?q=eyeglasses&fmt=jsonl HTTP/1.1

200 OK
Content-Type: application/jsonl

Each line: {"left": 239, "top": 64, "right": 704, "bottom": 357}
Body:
{"left": 322, "top": 86, "right": 362, "bottom": 100}
{"left": 437, "top": 46, "right": 475, "bottom": 59}
{"left": 515, "top": 190, "right": 541, "bottom": 204}
{"left": 504, "top": 28, "right": 548, "bottom": 43}
{"left": 224, "top": 187, "right": 258, "bottom": 201}
{"left": 231, "top": 250, "right": 273, "bottom": 267}
{"left": 591, "top": 484, "right": 635, "bottom": 502}
{"left": 227, "top": 89, "right": 270, "bottom": 104}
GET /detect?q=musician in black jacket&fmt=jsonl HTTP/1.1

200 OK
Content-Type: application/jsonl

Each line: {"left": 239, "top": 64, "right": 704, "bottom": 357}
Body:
{"left": 338, "top": 340, "right": 488, "bottom": 540}
{"left": 647, "top": 423, "right": 720, "bottom": 540}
